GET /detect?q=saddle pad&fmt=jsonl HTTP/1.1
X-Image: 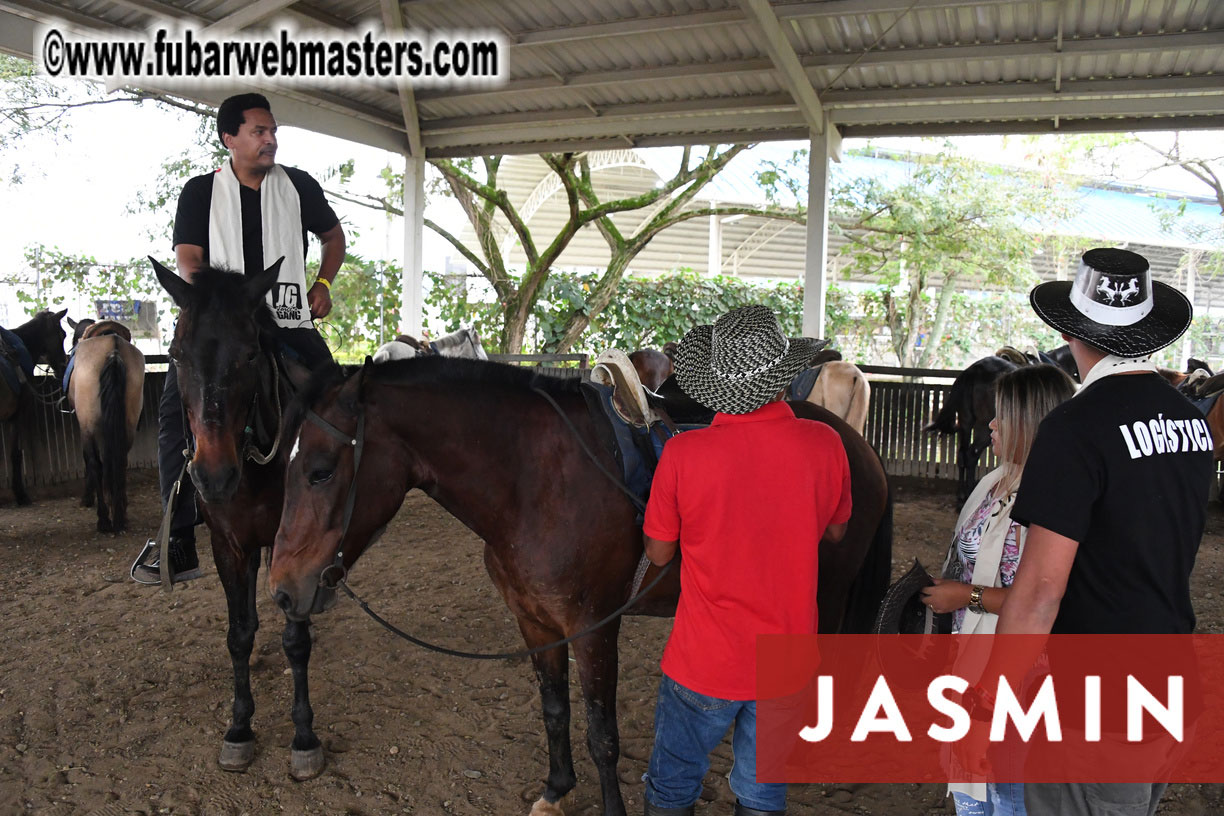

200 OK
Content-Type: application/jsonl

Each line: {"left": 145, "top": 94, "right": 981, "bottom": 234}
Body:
{"left": 581, "top": 381, "right": 676, "bottom": 521}
{"left": 786, "top": 365, "right": 822, "bottom": 401}
{"left": 1190, "top": 390, "right": 1221, "bottom": 419}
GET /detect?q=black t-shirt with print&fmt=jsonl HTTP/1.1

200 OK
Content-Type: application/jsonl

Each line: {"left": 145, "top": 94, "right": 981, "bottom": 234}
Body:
{"left": 171, "top": 165, "right": 339, "bottom": 275}
{"left": 1011, "top": 373, "right": 1213, "bottom": 634}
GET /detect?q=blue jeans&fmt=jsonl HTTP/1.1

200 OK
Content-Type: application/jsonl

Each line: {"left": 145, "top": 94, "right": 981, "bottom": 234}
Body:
{"left": 644, "top": 675, "right": 786, "bottom": 812}
{"left": 953, "top": 784, "right": 1027, "bottom": 816}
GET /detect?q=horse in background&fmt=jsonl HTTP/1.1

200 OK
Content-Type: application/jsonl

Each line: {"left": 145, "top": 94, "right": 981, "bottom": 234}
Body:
{"left": 926, "top": 345, "right": 1078, "bottom": 506}
{"left": 65, "top": 320, "right": 144, "bottom": 532}
{"left": 372, "top": 327, "right": 487, "bottom": 364}
{"left": 628, "top": 348, "right": 672, "bottom": 391}
{"left": 787, "top": 349, "right": 871, "bottom": 436}
{"left": 0, "top": 309, "right": 69, "bottom": 505}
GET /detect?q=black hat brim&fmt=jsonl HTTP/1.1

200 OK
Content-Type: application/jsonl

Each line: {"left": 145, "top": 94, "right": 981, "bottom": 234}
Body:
{"left": 674, "top": 327, "right": 827, "bottom": 415}
{"left": 1030, "top": 280, "right": 1192, "bottom": 358}
{"left": 873, "top": 559, "right": 950, "bottom": 635}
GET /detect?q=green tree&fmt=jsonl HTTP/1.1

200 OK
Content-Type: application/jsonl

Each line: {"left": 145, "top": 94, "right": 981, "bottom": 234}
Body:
{"left": 331, "top": 147, "right": 804, "bottom": 354}
{"left": 827, "top": 149, "right": 1075, "bottom": 366}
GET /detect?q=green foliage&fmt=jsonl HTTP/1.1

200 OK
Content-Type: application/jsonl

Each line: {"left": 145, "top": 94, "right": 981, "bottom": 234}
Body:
{"left": 15, "top": 245, "right": 162, "bottom": 313}
{"left": 424, "top": 268, "right": 857, "bottom": 355}
{"left": 828, "top": 148, "right": 1072, "bottom": 366}
{"left": 317, "top": 254, "right": 404, "bottom": 362}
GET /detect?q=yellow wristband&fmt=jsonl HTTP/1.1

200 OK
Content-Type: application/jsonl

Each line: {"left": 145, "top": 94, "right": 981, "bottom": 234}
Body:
{"left": 315, "top": 277, "right": 332, "bottom": 291}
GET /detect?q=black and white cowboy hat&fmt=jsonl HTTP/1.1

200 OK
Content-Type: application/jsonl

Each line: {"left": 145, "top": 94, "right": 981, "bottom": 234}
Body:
{"left": 674, "top": 305, "right": 826, "bottom": 415}
{"left": 1030, "top": 248, "right": 1192, "bottom": 358}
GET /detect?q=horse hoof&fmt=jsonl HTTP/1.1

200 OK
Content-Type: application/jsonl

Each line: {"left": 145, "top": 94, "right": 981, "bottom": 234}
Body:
{"left": 219, "top": 739, "right": 255, "bottom": 771}
{"left": 290, "top": 746, "right": 325, "bottom": 780}
{"left": 529, "top": 797, "right": 565, "bottom": 816}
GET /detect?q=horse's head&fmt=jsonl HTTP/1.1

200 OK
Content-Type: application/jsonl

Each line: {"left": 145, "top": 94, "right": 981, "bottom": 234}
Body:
{"left": 269, "top": 365, "right": 378, "bottom": 620}
{"left": 67, "top": 316, "right": 95, "bottom": 348}
{"left": 29, "top": 309, "right": 69, "bottom": 378}
{"left": 152, "top": 256, "right": 282, "bottom": 504}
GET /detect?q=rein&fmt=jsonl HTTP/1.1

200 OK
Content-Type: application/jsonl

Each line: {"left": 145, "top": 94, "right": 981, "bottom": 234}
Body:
{"left": 243, "top": 352, "right": 283, "bottom": 465}
{"left": 302, "top": 379, "right": 673, "bottom": 661}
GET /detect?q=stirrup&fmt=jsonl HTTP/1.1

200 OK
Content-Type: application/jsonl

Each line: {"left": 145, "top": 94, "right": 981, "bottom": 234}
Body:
{"left": 130, "top": 539, "right": 161, "bottom": 585}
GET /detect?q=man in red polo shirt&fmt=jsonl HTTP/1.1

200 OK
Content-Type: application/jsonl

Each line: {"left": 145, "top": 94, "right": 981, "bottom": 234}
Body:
{"left": 642, "top": 305, "right": 853, "bottom": 816}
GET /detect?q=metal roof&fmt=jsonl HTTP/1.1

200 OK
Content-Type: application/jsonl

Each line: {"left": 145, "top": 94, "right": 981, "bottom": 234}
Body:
{"left": 2, "top": 0, "right": 1223, "bottom": 157}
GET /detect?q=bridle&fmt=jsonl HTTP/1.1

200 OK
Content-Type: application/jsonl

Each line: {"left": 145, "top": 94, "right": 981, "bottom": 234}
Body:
{"left": 295, "top": 378, "right": 675, "bottom": 661}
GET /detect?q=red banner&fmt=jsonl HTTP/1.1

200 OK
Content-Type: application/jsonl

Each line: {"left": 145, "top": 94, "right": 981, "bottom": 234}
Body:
{"left": 756, "top": 634, "right": 1223, "bottom": 783}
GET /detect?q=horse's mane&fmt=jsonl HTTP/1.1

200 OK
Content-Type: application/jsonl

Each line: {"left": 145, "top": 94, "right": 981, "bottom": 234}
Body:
{"left": 185, "top": 266, "right": 279, "bottom": 337}
{"left": 367, "top": 355, "right": 583, "bottom": 398}
{"left": 287, "top": 356, "right": 584, "bottom": 436}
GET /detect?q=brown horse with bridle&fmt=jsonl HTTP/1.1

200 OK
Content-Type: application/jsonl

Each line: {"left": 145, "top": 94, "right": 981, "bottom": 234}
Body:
{"left": 150, "top": 258, "right": 327, "bottom": 780}
{"left": 267, "top": 355, "right": 893, "bottom": 816}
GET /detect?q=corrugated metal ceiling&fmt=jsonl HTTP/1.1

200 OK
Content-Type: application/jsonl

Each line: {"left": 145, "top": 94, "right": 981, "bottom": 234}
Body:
{"left": 1, "top": 0, "right": 1221, "bottom": 157}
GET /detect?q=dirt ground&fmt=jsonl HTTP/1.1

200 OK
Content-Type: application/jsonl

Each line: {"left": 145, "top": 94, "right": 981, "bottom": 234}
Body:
{"left": 2, "top": 472, "right": 1223, "bottom": 816}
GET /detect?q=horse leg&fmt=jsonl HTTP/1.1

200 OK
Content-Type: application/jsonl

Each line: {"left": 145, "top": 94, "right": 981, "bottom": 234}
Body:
{"left": 282, "top": 615, "right": 324, "bottom": 779}
{"left": 572, "top": 620, "right": 627, "bottom": 816}
{"left": 80, "top": 449, "right": 96, "bottom": 508}
{"left": 85, "top": 441, "right": 112, "bottom": 533}
{"left": 956, "top": 425, "right": 973, "bottom": 506}
{"left": 10, "top": 422, "right": 29, "bottom": 506}
{"left": 519, "top": 620, "right": 577, "bottom": 816}
{"left": 215, "top": 545, "right": 261, "bottom": 771}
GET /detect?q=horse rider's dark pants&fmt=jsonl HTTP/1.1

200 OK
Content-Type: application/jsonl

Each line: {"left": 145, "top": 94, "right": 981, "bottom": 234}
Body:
{"left": 157, "top": 325, "right": 333, "bottom": 541}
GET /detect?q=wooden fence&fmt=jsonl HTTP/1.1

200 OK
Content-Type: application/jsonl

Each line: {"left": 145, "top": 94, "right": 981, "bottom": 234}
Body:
{"left": 1, "top": 359, "right": 992, "bottom": 491}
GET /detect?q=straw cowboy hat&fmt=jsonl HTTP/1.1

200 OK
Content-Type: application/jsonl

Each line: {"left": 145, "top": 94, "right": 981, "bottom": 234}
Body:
{"left": 1030, "top": 247, "right": 1192, "bottom": 358}
{"left": 674, "top": 305, "right": 826, "bottom": 415}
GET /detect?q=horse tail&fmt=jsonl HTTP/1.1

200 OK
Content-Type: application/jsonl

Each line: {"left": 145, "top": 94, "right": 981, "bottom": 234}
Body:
{"left": 841, "top": 483, "right": 893, "bottom": 633}
{"left": 98, "top": 347, "right": 128, "bottom": 524}
{"left": 924, "top": 373, "right": 965, "bottom": 434}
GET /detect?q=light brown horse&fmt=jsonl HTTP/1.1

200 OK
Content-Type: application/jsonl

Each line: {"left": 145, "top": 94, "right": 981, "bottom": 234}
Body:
{"left": 66, "top": 323, "right": 144, "bottom": 531}
{"left": 802, "top": 360, "right": 870, "bottom": 435}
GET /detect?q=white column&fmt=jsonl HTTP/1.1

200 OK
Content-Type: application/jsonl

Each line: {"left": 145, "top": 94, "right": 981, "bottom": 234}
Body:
{"left": 708, "top": 209, "right": 722, "bottom": 277}
{"left": 1182, "top": 254, "right": 1196, "bottom": 369}
{"left": 401, "top": 154, "right": 425, "bottom": 338}
{"left": 802, "top": 127, "right": 830, "bottom": 339}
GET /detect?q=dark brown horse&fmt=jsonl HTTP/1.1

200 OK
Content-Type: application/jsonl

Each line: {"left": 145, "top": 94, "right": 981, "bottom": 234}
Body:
{"left": 628, "top": 348, "right": 673, "bottom": 391}
{"left": 926, "top": 346, "right": 1077, "bottom": 505}
{"left": 150, "top": 258, "right": 325, "bottom": 780}
{"left": 267, "top": 357, "right": 893, "bottom": 816}
{"left": 0, "top": 309, "right": 69, "bottom": 505}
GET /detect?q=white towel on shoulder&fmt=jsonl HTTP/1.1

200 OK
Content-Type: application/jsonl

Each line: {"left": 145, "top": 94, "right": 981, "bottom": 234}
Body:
{"left": 209, "top": 162, "right": 311, "bottom": 329}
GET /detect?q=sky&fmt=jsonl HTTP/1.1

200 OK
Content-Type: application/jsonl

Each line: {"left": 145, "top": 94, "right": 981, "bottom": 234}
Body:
{"left": 1, "top": 73, "right": 1221, "bottom": 348}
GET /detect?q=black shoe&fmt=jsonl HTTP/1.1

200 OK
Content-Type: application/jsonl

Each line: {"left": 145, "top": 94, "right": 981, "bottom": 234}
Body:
{"left": 734, "top": 801, "right": 785, "bottom": 816}
{"left": 643, "top": 801, "right": 695, "bottom": 816}
{"left": 131, "top": 537, "right": 202, "bottom": 585}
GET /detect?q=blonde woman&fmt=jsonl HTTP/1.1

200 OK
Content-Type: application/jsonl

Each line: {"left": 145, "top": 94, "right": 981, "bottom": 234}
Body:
{"left": 921, "top": 364, "right": 1077, "bottom": 816}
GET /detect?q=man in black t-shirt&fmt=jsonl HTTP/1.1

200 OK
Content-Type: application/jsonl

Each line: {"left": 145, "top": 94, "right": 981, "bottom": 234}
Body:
{"left": 132, "top": 93, "right": 345, "bottom": 585}
{"left": 968, "top": 248, "right": 1212, "bottom": 815}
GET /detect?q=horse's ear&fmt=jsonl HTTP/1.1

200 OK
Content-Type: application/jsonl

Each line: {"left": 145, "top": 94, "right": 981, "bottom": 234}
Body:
{"left": 364, "top": 355, "right": 374, "bottom": 367}
{"left": 245, "top": 257, "right": 284, "bottom": 309}
{"left": 150, "top": 256, "right": 193, "bottom": 308}
{"left": 67, "top": 316, "right": 78, "bottom": 330}
{"left": 281, "top": 354, "right": 313, "bottom": 394}
{"left": 55, "top": 308, "right": 68, "bottom": 321}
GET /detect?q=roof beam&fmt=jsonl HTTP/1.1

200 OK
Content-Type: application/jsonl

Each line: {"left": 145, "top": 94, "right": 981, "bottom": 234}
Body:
{"left": 739, "top": 0, "right": 824, "bottom": 134}
{"left": 416, "top": 28, "right": 1224, "bottom": 109}
{"left": 380, "top": 0, "right": 423, "bottom": 157}
{"left": 841, "top": 115, "right": 1224, "bottom": 140}
{"left": 204, "top": 0, "right": 301, "bottom": 33}
{"left": 0, "top": 7, "right": 34, "bottom": 57}
{"left": 421, "top": 76, "right": 1224, "bottom": 135}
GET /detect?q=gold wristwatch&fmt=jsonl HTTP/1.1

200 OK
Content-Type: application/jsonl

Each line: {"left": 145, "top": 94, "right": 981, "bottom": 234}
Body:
{"left": 968, "top": 585, "right": 987, "bottom": 615}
